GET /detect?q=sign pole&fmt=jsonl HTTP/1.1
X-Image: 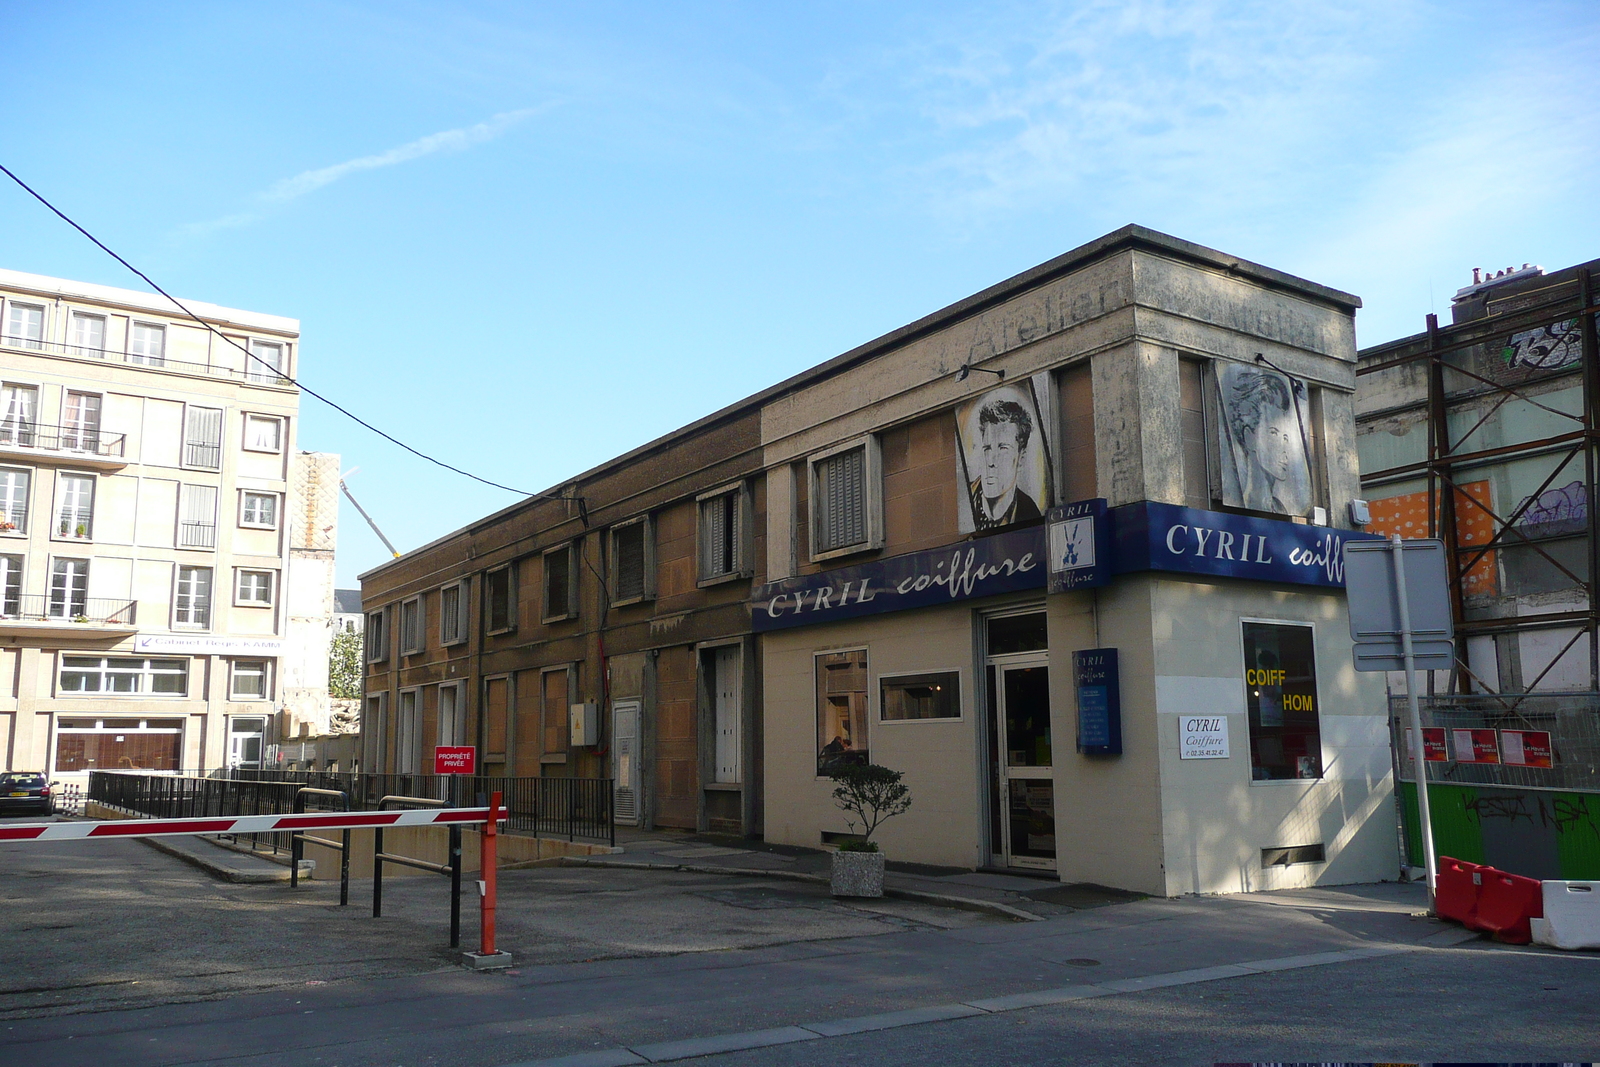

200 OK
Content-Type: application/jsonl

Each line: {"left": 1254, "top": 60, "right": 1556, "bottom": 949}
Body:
{"left": 480, "top": 789, "right": 500, "bottom": 958}
{"left": 1392, "top": 534, "right": 1439, "bottom": 904}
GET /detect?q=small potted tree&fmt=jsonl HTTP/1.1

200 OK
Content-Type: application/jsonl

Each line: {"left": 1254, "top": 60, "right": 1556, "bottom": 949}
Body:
{"left": 826, "top": 763, "right": 912, "bottom": 898}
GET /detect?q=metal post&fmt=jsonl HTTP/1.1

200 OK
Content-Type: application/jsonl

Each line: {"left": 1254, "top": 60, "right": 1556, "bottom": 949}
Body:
{"left": 373, "top": 825, "right": 384, "bottom": 918}
{"left": 1393, "top": 533, "right": 1439, "bottom": 903}
{"left": 480, "top": 790, "right": 500, "bottom": 957}
{"left": 340, "top": 828, "right": 351, "bottom": 907}
{"left": 449, "top": 825, "right": 462, "bottom": 949}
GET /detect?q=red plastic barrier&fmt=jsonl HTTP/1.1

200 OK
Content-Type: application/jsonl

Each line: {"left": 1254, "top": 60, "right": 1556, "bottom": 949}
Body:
{"left": 1474, "top": 868, "right": 1544, "bottom": 944}
{"left": 1434, "top": 856, "right": 1482, "bottom": 926}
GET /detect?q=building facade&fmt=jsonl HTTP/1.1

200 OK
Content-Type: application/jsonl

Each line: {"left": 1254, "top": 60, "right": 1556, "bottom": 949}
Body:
{"left": 0, "top": 268, "right": 336, "bottom": 779}
{"left": 362, "top": 226, "right": 1400, "bottom": 896}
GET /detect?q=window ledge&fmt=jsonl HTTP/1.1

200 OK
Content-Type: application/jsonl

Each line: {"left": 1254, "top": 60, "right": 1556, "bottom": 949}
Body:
{"left": 610, "top": 594, "right": 654, "bottom": 608}
{"left": 440, "top": 637, "right": 467, "bottom": 648}
{"left": 539, "top": 753, "right": 568, "bottom": 764}
{"left": 695, "top": 571, "right": 749, "bottom": 589}
{"left": 485, "top": 626, "right": 517, "bottom": 637}
{"left": 703, "top": 781, "right": 742, "bottom": 792}
{"left": 808, "top": 542, "right": 881, "bottom": 565}
{"left": 541, "top": 613, "right": 578, "bottom": 625}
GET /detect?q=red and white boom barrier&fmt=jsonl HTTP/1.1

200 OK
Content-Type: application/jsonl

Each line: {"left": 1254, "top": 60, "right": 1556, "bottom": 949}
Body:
{"left": 0, "top": 806, "right": 499, "bottom": 842}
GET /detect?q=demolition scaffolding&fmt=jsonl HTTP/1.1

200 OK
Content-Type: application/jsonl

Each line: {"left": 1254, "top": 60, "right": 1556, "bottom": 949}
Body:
{"left": 1356, "top": 260, "right": 1600, "bottom": 697}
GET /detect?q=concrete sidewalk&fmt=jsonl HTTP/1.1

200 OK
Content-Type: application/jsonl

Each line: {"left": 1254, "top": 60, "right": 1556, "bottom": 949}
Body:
{"left": 569, "top": 827, "right": 1144, "bottom": 922}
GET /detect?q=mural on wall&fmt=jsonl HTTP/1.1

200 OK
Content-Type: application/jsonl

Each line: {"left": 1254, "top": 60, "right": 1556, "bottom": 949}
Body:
{"left": 1215, "top": 362, "right": 1313, "bottom": 518}
{"left": 955, "top": 378, "right": 1054, "bottom": 533}
{"left": 1503, "top": 318, "right": 1584, "bottom": 371}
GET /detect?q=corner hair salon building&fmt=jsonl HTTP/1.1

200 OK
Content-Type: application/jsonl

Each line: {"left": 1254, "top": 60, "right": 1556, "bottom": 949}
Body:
{"left": 754, "top": 227, "right": 1397, "bottom": 896}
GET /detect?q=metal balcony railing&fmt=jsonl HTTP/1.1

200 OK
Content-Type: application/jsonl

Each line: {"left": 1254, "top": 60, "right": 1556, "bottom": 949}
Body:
{"left": 0, "top": 334, "right": 294, "bottom": 388}
{"left": 0, "top": 421, "right": 127, "bottom": 459}
{"left": 0, "top": 594, "right": 137, "bottom": 625}
{"left": 178, "top": 522, "right": 217, "bottom": 549}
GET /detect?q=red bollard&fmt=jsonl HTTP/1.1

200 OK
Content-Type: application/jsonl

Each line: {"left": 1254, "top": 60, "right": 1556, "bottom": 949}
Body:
{"left": 481, "top": 790, "right": 500, "bottom": 958}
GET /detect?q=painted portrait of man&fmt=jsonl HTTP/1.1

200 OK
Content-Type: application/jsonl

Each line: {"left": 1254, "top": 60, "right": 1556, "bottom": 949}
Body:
{"left": 1217, "top": 362, "right": 1313, "bottom": 517}
{"left": 955, "top": 380, "right": 1054, "bottom": 534}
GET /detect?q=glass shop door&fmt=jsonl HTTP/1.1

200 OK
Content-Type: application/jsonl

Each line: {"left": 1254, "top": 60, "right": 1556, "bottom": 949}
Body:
{"left": 990, "top": 657, "right": 1056, "bottom": 871}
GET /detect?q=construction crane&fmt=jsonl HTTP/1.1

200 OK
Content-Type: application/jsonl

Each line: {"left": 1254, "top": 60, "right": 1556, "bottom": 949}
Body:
{"left": 339, "top": 468, "right": 400, "bottom": 559}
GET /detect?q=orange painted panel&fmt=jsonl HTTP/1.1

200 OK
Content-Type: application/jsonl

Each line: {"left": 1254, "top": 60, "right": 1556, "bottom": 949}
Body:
{"left": 1366, "top": 480, "right": 1496, "bottom": 594}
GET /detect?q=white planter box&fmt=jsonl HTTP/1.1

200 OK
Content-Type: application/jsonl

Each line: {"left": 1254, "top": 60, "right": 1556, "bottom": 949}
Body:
{"left": 830, "top": 849, "right": 885, "bottom": 897}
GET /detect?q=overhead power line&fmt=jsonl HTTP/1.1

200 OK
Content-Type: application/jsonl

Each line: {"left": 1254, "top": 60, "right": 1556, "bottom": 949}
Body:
{"left": 0, "top": 161, "right": 539, "bottom": 498}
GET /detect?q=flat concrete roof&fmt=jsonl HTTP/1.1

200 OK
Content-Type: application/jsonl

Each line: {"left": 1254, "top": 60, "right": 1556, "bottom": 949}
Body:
{"left": 0, "top": 267, "right": 299, "bottom": 335}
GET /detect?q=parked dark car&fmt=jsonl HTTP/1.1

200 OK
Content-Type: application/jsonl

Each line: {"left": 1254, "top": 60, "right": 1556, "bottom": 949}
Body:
{"left": 0, "top": 772, "right": 52, "bottom": 816}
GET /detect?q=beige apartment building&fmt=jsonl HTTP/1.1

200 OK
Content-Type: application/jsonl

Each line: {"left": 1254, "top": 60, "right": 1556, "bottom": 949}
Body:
{"left": 0, "top": 268, "right": 338, "bottom": 781}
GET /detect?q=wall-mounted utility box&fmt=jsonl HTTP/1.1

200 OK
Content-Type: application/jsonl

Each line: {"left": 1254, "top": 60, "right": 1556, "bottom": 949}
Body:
{"left": 570, "top": 701, "right": 599, "bottom": 746}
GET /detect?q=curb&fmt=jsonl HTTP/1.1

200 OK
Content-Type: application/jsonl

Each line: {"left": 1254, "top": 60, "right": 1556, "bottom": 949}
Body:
{"left": 140, "top": 836, "right": 295, "bottom": 884}
{"left": 559, "top": 857, "right": 1042, "bottom": 923}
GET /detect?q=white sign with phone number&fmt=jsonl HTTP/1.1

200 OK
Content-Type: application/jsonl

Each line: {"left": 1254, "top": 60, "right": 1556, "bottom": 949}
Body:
{"left": 1180, "top": 716, "right": 1230, "bottom": 760}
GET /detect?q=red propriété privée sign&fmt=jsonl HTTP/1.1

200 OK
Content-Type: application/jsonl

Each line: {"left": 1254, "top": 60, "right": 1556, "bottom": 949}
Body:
{"left": 1500, "top": 730, "right": 1553, "bottom": 768}
{"left": 1406, "top": 727, "right": 1449, "bottom": 762}
{"left": 434, "top": 746, "right": 476, "bottom": 775}
{"left": 1452, "top": 728, "right": 1500, "bottom": 764}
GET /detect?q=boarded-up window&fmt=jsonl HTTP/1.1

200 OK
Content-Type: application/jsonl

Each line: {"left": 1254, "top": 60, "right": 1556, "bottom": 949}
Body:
{"left": 1058, "top": 363, "right": 1097, "bottom": 502}
{"left": 544, "top": 545, "right": 573, "bottom": 619}
{"left": 1180, "top": 359, "right": 1210, "bottom": 509}
{"left": 486, "top": 566, "right": 514, "bottom": 633}
{"left": 484, "top": 676, "right": 509, "bottom": 760}
{"left": 813, "top": 446, "right": 867, "bottom": 553}
{"left": 612, "top": 520, "right": 650, "bottom": 601}
{"left": 542, "top": 668, "right": 569, "bottom": 755}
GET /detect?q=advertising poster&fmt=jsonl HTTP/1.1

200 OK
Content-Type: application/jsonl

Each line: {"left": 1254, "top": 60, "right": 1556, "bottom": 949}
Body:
{"left": 1215, "top": 361, "right": 1313, "bottom": 518}
{"left": 1404, "top": 727, "right": 1449, "bottom": 762}
{"left": 955, "top": 376, "right": 1054, "bottom": 534}
{"left": 1452, "top": 728, "right": 1501, "bottom": 764}
{"left": 1500, "top": 729, "right": 1554, "bottom": 768}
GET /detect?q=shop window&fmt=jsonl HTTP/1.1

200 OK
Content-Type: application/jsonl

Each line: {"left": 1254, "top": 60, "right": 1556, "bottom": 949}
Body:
{"left": 1242, "top": 621, "right": 1323, "bottom": 780}
{"left": 987, "top": 611, "right": 1047, "bottom": 655}
{"left": 881, "top": 671, "right": 960, "bottom": 721}
{"left": 816, "top": 649, "right": 868, "bottom": 775}
{"left": 59, "top": 656, "right": 188, "bottom": 696}
{"left": 54, "top": 717, "right": 183, "bottom": 772}
{"left": 485, "top": 564, "right": 516, "bottom": 634}
{"left": 611, "top": 517, "right": 654, "bottom": 603}
{"left": 543, "top": 544, "right": 576, "bottom": 622}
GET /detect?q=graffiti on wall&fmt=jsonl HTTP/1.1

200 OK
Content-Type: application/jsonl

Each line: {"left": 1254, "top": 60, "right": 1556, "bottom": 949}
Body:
{"left": 1503, "top": 318, "right": 1584, "bottom": 371}
{"left": 1516, "top": 479, "right": 1588, "bottom": 535}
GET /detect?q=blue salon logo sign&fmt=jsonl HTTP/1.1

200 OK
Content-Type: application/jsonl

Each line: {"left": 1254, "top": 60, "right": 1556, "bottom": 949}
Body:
{"left": 1111, "top": 501, "right": 1381, "bottom": 588}
{"left": 751, "top": 527, "right": 1045, "bottom": 632}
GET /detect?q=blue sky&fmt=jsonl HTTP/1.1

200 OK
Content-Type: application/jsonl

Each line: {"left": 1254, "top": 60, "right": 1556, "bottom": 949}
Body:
{"left": 3, "top": 1, "right": 1596, "bottom": 586}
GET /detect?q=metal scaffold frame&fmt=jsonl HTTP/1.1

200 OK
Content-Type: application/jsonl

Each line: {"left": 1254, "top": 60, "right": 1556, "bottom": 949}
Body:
{"left": 1358, "top": 266, "right": 1600, "bottom": 701}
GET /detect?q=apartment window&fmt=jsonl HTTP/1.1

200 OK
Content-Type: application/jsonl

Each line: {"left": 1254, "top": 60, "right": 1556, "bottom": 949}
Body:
{"left": 235, "top": 569, "right": 275, "bottom": 606}
{"left": 809, "top": 439, "right": 881, "bottom": 559}
{"left": 0, "top": 467, "right": 29, "bottom": 533}
{"left": 817, "top": 649, "right": 869, "bottom": 775}
{"left": 62, "top": 392, "right": 102, "bottom": 452}
{"left": 365, "top": 609, "right": 388, "bottom": 663}
{"left": 363, "top": 692, "right": 387, "bottom": 770}
{"left": 395, "top": 689, "right": 421, "bottom": 774}
{"left": 439, "top": 580, "right": 467, "bottom": 646}
{"left": 48, "top": 558, "right": 89, "bottom": 618}
{"left": 610, "top": 518, "right": 653, "bottom": 604}
{"left": 60, "top": 656, "right": 188, "bottom": 696}
{"left": 174, "top": 565, "right": 213, "bottom": 628}
{"left": 178, "top": 484, "right": 218, "bottom": 548}
{"left": 0, "top": 554, "right": 21, "bottom": 616}
{"left": 129, "top": 322, "right": 166, "bottom": 366}
{"left": 184, "top": 406, "right": 223, "bottom": 470}
{"left": 399, "top": 596, "right": 423, "bottom": 654}
{"left": 229, "top": 660, "right": 270, "bottom": 700}
{"left": 70, "top": 313, "right": 105, "bottom": 358}
{"left": 543, "top": 544, "right": 576, "bottom": 622}
{"left": 4, "top": 303, "right": 43, "bottom": 350}
{"left": 1242, "top": 621, "right": 1323, "bottom": 781}
{"left": 437, "top": 683, "right": 464, "bottom": 747}
{"left": 55, "top": 473, "right": 94, "bottom": 540}
{"left": 485, "top": 566, "right": 515, "bottom": 634}
{"left": 243, "top": 414, "right": 283, "bottom": 453}
{"left": 881, "top": 671, "right": 961, "bottom": 722}
{"left": 0, "top": 383, "right": 38, "bottom": 446}
{"left": 239, "top": 490, "right": 278, "bottom": 530}
{"left": 698, "top": 487, "right": 744, "bottom": 582}
{"left": 247, "top": 340, "right": 284, "bottom": 383}
{"left": 1180, "top": 359, "right": 1211, "bottom": 510}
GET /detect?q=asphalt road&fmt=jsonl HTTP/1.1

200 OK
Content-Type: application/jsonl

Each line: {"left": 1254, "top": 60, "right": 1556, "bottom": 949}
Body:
{"left": 3, "top": 819, "right": 1597, "bottom": 1066}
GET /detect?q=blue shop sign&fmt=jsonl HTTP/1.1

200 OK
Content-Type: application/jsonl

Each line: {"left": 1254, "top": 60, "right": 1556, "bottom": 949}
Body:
{"left": 752, "top": 526, "right": 1045, "bottom": 632}
{"left": 1074, "top": 648, "right": 1122, "bottom": 756}
{"left": 1046, "top": 499, "right": 1112, "bottom": 592}
{"left": 1111, "top": 501, "right": 1382, "bottom": 588}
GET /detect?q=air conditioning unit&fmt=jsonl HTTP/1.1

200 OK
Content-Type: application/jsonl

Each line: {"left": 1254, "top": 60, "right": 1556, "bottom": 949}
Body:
{"left": 570, "top": 701, "right": 598, "bottom": 747}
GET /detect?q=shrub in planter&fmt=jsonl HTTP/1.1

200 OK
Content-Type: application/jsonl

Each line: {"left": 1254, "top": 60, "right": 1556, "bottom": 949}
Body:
{"left": 827, "top": 763, "right": 911, "bottom": 898}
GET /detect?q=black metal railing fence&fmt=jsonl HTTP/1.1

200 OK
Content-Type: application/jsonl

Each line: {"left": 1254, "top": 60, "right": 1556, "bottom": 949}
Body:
{"left": 87, "top": 769, "right": 614, "bottom": 853}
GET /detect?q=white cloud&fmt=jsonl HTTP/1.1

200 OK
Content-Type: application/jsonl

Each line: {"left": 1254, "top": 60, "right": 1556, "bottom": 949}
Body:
{"left": 262, "top": 108, "right": 540, "bottom": 203}
{"left": 177, "top": 108, "right": 542, "bottom": 238}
